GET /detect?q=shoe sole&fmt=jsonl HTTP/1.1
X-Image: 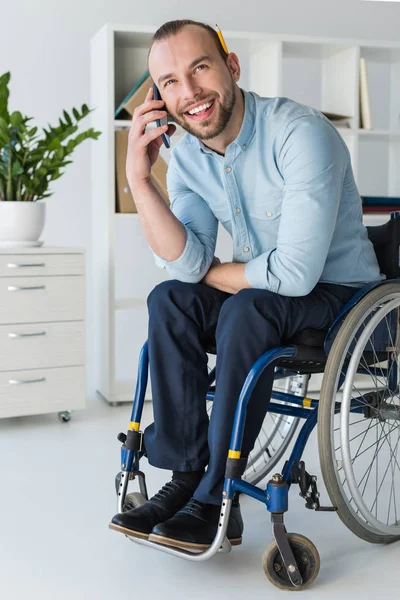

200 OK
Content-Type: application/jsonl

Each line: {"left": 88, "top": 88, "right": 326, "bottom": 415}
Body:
{"left": 108, "top": 522, "right": 149, "bottom": 540}
{"left": 148, "top": 533, "right": 242, "bottom": 551}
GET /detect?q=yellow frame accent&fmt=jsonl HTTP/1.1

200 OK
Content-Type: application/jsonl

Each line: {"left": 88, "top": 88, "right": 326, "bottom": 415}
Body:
{"left": 228, "top": 450, "right": 241, "bottom": 459}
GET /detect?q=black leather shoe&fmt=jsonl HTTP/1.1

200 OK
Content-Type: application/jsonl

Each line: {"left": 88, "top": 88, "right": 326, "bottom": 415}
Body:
{"left": 148, "top": 497, "right": 244, "bottom": 550}
{"left": 109, "top": 479, "right": 195, "bottom": 540}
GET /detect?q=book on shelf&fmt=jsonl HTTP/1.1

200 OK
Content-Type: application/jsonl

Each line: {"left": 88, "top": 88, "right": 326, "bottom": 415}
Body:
{"left": 115, "top": 71, "right": 152, "bottom": 119}
{"left": 115, "top": 129, "right": 170, "bottom": 213}
{"left": 321, "top": 111, "right": 352, "bottom": 128}
{"left": 362, "top": 205, "right": 400, "bottom": 213}
{"left": 359, "top": 57, "right": 372, "bottom": 130}
{"left": 361, "top": 196, "right": 400, "bottom": 206}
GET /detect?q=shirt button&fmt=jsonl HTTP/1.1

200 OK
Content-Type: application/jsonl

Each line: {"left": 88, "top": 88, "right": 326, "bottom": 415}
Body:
{"left": 243, "top": 246, "right": 250, "bottom": 253}
{"left": 225, "top": 166, "right": 232, "bottom": 173}
{"left": 266, "top": 210, "right": 273, "bottom": 217}
{"left": 242, "top": 144, "right": 246, "bottom": 150}
{"left": 235, "top": 207, "right": 241, "bottom": 214}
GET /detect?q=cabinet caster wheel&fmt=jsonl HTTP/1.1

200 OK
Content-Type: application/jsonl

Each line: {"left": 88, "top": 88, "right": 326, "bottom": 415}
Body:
{"left": 262, "top": 533, "right": 320, "bottom": 591}
{"left": 58, "top": 411, "right": 71, "bottom": 423}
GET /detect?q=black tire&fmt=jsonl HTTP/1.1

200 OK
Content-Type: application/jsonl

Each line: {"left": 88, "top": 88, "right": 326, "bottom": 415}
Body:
{"left": 318, "top": 283, "right": 400, "bottom": 544}
{"left": 123, "top": 492, "right": 147, "bottom": 510}
{"left": 262, "top": 533, "right": 320, "bottom": 591}
{"left": 58, "top": 411, "right": 71, "bottom": 422}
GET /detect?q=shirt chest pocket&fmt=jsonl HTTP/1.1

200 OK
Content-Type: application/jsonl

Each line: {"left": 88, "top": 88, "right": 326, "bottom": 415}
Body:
{"left": 248, "top": 190, "right": 283, "bottom": 222}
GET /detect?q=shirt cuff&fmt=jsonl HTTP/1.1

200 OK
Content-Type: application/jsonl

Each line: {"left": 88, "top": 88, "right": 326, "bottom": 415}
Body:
{"left": 151, "top": 226, "right": 202, "bottom": 271}
{"left": 245, "top": 252, "right": 281, "bottom": 293}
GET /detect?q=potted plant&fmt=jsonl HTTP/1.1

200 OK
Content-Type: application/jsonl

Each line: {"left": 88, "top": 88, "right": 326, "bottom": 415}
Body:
{"left": 0, "top": 71, "right": 101, "bottom": 247}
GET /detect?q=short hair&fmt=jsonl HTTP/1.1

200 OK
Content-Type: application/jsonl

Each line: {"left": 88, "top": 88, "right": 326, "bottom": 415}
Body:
{"left": 148, "top": 20, "right": 228, "bottom": 63}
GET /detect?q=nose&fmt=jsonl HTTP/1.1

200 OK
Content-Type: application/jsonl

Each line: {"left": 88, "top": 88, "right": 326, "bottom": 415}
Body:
{"left": 181, "top": 78, "right": 201, "bottom": 103}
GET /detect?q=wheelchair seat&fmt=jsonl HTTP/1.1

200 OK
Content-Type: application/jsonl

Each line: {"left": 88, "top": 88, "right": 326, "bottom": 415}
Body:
{"left": 206, "top": 328, "right": 328, "bottom": 374}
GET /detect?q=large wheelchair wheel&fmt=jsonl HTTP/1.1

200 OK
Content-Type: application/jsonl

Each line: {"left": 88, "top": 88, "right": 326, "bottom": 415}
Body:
{"left": 318, "top": 283, "right": 400, "bottom": 543}
{"left": 207, "top": 372, "right": 300, "bottom": 486}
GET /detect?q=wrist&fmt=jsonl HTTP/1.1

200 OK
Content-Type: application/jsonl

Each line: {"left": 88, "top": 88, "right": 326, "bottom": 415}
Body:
{"left": 128, "top": 176, "right": 153, "bottom": 195}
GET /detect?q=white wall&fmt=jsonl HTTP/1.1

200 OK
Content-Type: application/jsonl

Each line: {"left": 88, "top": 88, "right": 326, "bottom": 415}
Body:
{"left": 1, "top": 0, "right": 399, "bottom": 400}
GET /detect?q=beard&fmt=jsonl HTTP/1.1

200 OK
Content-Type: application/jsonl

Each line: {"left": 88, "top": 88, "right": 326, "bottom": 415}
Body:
{"left": 169, "top": 80, "right": 236, "bottom": 140}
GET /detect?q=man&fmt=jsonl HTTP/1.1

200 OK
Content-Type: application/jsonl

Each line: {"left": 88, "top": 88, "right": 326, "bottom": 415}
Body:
{"left": 110, "top": 19, "right": 381, "bottom": 551}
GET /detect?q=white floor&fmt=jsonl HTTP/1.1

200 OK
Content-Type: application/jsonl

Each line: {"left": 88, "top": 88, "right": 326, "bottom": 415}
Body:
{"left": 0, "top": 397, "right": 399, "bottom": 600}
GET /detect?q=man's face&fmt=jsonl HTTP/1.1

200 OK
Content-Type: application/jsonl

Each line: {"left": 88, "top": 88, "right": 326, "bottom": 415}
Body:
{"left": 148, "top": 26, "right": 238, "bottom": 140}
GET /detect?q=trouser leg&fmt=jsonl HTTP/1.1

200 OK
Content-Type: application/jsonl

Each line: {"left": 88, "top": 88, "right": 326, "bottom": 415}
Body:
{"left": 193, "top": 284, "right": 355, "bottom": 504}
{"left": 143, "top": 279, "right": 230, "bottom": 471}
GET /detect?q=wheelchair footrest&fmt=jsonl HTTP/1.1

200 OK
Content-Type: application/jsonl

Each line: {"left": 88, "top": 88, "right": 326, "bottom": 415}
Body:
{"left": 286, "top": 459, "right": 337, "bottom": 512}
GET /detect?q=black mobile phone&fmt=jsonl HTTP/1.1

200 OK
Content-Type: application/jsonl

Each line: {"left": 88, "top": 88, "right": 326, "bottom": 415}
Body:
{"left": 152, "top": 83, "right": 170, "bottom": 149}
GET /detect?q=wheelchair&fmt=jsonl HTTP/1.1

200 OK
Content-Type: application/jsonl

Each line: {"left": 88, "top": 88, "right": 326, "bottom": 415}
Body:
{"left": 112, "top": 212, "right": 400, "bottom": 591}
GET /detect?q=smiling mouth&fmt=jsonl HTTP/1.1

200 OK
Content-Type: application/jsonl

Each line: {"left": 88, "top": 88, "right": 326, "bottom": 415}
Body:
{"left": 185, "top": 99, "right": 215, "bottom": 121}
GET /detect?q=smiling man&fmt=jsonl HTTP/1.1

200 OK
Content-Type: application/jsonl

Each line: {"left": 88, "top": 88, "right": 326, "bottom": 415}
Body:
{"left": 109, "top": 19, "right": 382, "bottom": 551}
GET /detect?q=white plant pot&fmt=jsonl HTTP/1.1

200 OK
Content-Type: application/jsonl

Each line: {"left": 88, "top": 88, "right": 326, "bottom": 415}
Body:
{"left": 0, "top": 201, "right": 46, "bottom": 247}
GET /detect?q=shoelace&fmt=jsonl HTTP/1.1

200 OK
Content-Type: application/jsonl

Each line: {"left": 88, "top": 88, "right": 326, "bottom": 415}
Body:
{"left": 182, "top": 497, "right": 205, "bottom": 516}
{"left": 151, "top": 480, "right": 188, "bottom": 504}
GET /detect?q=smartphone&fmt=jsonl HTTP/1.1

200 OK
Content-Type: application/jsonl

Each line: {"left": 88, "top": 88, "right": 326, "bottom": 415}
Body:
{"left": 152, "top": 83, "right": 170, "bottom": 149}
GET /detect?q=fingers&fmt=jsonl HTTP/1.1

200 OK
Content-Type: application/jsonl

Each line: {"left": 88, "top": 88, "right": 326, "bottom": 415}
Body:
{"left": 136, "top": 86, "right": 165, "bottom": 116}
{"left": 140, "top": 123, "right": 169, "bottom": 147}
{"left": 135, "top": 109, "right": 168, "bottom": 131}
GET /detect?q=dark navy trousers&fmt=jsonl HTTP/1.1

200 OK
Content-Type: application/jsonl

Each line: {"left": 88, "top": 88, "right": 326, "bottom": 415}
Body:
{"left": 143, "top": 280, "right": 355, "bottom": 504}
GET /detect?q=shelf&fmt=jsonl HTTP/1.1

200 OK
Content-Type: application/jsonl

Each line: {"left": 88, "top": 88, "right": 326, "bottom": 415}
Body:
{"left": 115, "top": 298, "right": 146, "bottom": 310}
{"left": 357, "top": 128, "right": 400, "bottom": 137}
{"left": 92, "top": 24, "right": 400, "bottom": 404}
{"left": 114, "top": 120, "right": 400, "bottom": 138}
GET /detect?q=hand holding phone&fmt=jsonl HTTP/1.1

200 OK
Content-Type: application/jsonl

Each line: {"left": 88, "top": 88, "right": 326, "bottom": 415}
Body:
{"left": 125, "top": 86, "right": 171, "bottom": 190}
{"left": 152, "top": 83, "right": 170, "bottom": 149}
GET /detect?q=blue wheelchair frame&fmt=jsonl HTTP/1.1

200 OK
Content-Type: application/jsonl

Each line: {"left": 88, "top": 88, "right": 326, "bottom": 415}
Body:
{"left": 122, "top": 280, "right": 394, "bottom": 514}
{"left": 114, "top": 213, "right": 400, "bottom": 585}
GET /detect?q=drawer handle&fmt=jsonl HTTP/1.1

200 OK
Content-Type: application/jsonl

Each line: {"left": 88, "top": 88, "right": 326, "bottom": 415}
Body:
{"left": 7, "top": 285, "right": 46, "bottom": 292}
{"left": 7, "top": 262, "right": 46, "bottom": 269}
{"left": 9, "top": 377, "right": 46, "bottom": 385}
{"left": 8, "top": 331, "right": 47, "bottom": 339}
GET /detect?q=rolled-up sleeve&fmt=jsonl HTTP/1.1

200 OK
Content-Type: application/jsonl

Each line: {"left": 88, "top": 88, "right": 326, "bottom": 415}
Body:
{"left": 151, "top": 156, "right": 218, "bottom": 284}
{"left": 245, "top": 115, "right": 348, "bottom": 296}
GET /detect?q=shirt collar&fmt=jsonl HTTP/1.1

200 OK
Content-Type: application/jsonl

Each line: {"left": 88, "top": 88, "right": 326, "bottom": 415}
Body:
{"left": 195, "top": 88, "right": 256, "bottom": 156}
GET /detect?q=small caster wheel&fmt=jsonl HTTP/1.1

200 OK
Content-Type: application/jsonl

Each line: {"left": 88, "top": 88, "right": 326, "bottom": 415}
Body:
{"left": 123, "top": 492, "right": 147, "bottom": 511}
{"left": 262, "top": 533, "right": 320, "bottom": 591}
{"left": 58, "top": 411, "right": 71, "bottom": 423}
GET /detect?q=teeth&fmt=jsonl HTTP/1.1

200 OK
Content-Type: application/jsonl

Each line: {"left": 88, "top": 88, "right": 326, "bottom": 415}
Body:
{"left": 188, "top": 101, "right": 213, "bottom": 115}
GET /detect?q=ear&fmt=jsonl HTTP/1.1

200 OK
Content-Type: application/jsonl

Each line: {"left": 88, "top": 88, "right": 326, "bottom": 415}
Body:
{"left": 226, "top": 52, "right": 241, "bottom": 83}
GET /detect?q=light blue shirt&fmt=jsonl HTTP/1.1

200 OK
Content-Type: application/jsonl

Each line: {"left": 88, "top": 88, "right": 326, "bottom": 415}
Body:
{"left": 152, "top": 89, "right": 382, "bottom": 296}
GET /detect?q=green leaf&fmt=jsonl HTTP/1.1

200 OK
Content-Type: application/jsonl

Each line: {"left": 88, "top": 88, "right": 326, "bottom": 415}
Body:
{"left": 63, "top": 110, "right": 72, "bottom": 125}
{"left": 0, "top": 72, "right": 10, "bottom": 123}
{"left": 10, "top": 111, "right": 23, "bottom": 128}
{"left": 12, "top": 159, "right": 24, "bottom": 177}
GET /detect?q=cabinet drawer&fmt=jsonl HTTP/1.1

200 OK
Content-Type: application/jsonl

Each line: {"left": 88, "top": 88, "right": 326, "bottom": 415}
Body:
{"left": 0, "top": 253, "right": 84, "bottom": 277}
{"left": 0, "top": 276, "right": 84, "bottom": 324}
{"left": 0, "top": 321, "right": 84, "bottom": 371}
{"left": 0, "top": 365, "right": 85, "bottom": 419}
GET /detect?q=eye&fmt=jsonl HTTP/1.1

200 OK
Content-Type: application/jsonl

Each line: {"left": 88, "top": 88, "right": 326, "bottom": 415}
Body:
{"left": 164, "top": 79, "right": 176, "bottom": 87}
{"left": 195, "top": 64, "right": 207, "bottom": 73}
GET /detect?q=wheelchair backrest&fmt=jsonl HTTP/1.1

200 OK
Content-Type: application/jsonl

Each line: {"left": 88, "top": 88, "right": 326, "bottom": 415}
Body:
{"left": 366, "top": 212, "right": 400, "bottom": 279}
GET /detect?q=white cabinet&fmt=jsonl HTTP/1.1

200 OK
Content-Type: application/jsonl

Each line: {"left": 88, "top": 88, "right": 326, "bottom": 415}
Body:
{"left": 90, "top": 24, "right": 400, "bottom": 404}
{"left": 0, "top": 248, "right": 86, "bottom": 419}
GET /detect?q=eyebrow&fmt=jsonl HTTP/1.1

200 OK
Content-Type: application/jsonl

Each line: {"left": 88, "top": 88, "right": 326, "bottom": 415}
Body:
{"left": 158, "top": 55, "right": 212, "bottom": 86}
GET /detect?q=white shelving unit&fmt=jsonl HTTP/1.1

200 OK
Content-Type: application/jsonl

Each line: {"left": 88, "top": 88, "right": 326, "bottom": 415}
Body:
{"left": 90, "top": 23, "right": 400, "bottom": 404}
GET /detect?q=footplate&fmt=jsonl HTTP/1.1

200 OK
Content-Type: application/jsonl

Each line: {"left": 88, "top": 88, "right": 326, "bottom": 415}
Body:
{"left": 289, "top": 460, "right": 337, "bottom": 512}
